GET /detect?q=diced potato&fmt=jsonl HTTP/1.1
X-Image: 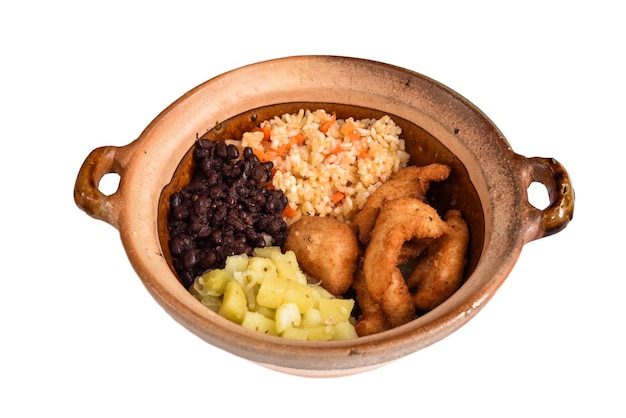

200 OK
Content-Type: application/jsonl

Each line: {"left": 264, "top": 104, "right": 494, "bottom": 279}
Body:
{"left": 257, "top": 277, "right": 314, "bottom": 313}
{"left": 245, "top": 257, "right": 278, "bottom": 284}
{"left": 271, "top": 250, "right": 307, "bottom": 284}
{"left": 318, "top": 298, "right": 354, "bottom": 324}
{"left": 252, "top": 246, "right": 281, "bottom": 259}
{"left": 331, "top": 321, "right": 358, "bottom": 340}
{"left": 252, "top": 305, "right": 276, "bottom": 320}
{"left": 256, "top": 276, "right": 289, "bottom": 309}
{"left": 281, "top": 326, "right": 309, "bottom": 341}
{"left": 218, "top": 281, "right": 247, "bottom": 324}
{"left": 304, "top": 324, "right": 334, "bottom": 341}
{"left": 275, "top": 303, "right": 301, "bottom": 334}
{"left": 196, "top": 269, "right": 231, "bottom": 296}
{"left": 310, "top": 284, "right": 334, "bottom": 300}
{"left": 283, "top": 281, "right": 316, "bottom": 313}
{"left": 224, "top": 254, "right": 249, "bottom": 274}
{"left": 241, "top": 311, "right": 277, "bottom": 336}
{"left": 301, "top": 308, "right": 324, "bottom": 327}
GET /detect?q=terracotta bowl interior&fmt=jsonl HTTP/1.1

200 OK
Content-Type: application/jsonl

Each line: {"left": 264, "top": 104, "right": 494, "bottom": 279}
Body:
{"left": 158, "top": 101, "right": 485, "bottom": 315}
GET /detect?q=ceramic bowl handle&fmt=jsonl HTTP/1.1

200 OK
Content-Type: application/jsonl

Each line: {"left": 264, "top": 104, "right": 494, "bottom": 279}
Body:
{"left": 74, "top": 144, "right": 135, "bottom": 229}
{"left": 524, "top": 157, "right": 574, "bottom": 241}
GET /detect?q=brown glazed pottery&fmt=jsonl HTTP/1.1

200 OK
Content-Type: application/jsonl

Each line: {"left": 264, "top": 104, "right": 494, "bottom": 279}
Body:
{"left": 74, "top": 56, "right": 574, "bottom": 377}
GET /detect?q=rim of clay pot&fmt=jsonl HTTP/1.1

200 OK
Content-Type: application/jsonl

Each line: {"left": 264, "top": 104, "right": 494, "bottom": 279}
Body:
{"left": 74, "top": 56, "right": 573, "bottom": 376}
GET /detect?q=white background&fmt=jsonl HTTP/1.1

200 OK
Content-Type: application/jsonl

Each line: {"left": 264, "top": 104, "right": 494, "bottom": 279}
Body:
{"left": 2, "top": 1, "right": 623, "bottom": 416}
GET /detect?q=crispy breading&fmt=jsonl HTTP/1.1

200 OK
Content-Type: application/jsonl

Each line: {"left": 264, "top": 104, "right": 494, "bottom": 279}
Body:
{"left": 351, "top": 164, "right": 451, "bottom": 244}
{"left": 408, "top": 209, "right": 469, "bottom": 311}
{"left": 380, "top": 269, "right": 416, "bottom": 327}
{"left": 397, "top": 238, "right": 434, "bottom": 266}
{"left": 284, "top": 216, "right": 359, "bottom": 296}
{"left": 362, "top": 198, "right": 450, "bottom": 327}
{"left": 353, "top": 269, "right": 391, "bottom": 336}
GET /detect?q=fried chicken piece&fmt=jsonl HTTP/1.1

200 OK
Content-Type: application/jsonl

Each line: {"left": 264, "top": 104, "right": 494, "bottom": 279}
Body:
{"left": 379, "top": 269, "right": 417, "bottom": 328}
{"left": 363, "top": 197, "right": 450, "bottom": 327}
{"left": 353, "top": 269, "right": 391, "bottom": 336}
{"left": 397, "top": 238, "right": 434, "bottom": 266}
{"left": 283, "top": 216, "right": 359, "bottom": 296}
{"left": 408, "top": 209, "right": 469, "bottom": 311}
{"left": 351, "top": 164, "right": 451, "bottom": 244}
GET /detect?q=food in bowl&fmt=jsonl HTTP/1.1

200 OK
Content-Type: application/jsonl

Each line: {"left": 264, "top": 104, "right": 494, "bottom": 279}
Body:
{"left": 167, "top": 139, "right": 288, "bottom": 287}
{"left": 75, "top": 56, "right": 574, "bottom": 375}
{"left": 166, "top": 108, "right": 469, "bottom": 339}
{"left": 190, "top": 246, "right": 358, "bottom": 341}
{"left": 242, "top": 108, "right": 410, "bottom": 223}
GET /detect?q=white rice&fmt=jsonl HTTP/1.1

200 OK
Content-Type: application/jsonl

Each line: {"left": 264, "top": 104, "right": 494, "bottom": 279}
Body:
{"left": 240, "top": 109, "right": 410, "bottom": 224}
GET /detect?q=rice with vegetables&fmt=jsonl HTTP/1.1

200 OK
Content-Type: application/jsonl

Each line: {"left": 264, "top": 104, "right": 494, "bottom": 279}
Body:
{"left": 240, "top": 109, "right": 410, "bottom": 224}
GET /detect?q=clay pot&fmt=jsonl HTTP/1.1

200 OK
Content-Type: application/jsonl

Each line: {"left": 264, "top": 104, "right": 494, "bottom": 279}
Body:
{"left": 74, "top": 56, "right": 573, "bottom": 377}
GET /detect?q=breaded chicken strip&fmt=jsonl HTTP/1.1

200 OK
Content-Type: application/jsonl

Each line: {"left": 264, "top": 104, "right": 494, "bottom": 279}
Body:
{"left": 408, "top": 209, "right": 469, "bottom": 311}
{"left": 284, "top": 216, "right": 359, "bottom": 296}
{"left": 379, "top": 269, "right": 417, "bottom": 328}
{"left": 353, "top": 269, "right": 391, "bottom": 336}
{"left": 351, "top": 164, "right": 451, "bottom": 244}
{"left": 363, "top": 198, "right": 450, "bottom": 327}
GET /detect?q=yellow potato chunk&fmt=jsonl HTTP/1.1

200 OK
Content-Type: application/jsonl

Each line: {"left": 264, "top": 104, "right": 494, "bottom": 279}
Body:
{"left": 245, "top": 257, "right": 278, "bottom": 285}
{"left": 275, "top": 303, "right": 302, "bottom": 333}
{"left": 241, "top": 311, "right": 277, "bottom": 336}
{"left": 224, "top": 253, "right": 249, "bottom": 274}
{"left": 196, "top": 268, "right": 231, "bottom": 296}
{"left": 332, "top": 321, "right": 359, "bottom": 340}
{"left": 218, "top": 281, "right": 247, "bottom": 324}
{"left": 318, "top": 298, "right": 354, "bottom": 324}
{"left": 303, "top": 324, "right": 335, "bottom": 341}
{"left": 257, "top": 276, "right": 315, "bottom": 313}
{"left": 301, "top": 308, "right": 324, "bottom": 328}
{"left": 281, "top": 327, "right": 309, "bottom": 341}
{"left": 271, "top": 250, "right": 307, "bottom": 284}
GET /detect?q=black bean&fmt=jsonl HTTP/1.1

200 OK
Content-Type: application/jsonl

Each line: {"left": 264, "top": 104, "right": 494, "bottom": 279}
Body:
{"left": 200, "top": 157, "right": 216, "bottom": 174}
{"left": 215, "top": 141, "right": 228, "bottom": 159}
{"left": 244, "top": 148, "right": 260, "bottom": 163}
{"left": 197, "top": 225, "right": 212, "bottom": 238}
{"left": 213, "top": 205, "right": 227, "bottom": 222}
{"left": 206, "top": 172, "right": 220, "bottom": 186}
{"left": 189, "top": 217, "right": 205, "bottom": 234}
{"left": 170, "top": 192, "right": 184, "bottom": 208}
{"left": 266, "top": 218, "right": 284, "bottom": 235}
{"left": 194, "top": 139, "right": 214, "bottom": 159}
{"left": 197, "top": 138, "right": 214, "bottom": 150}
{"left": 223, "top": 164, "right": 242, "bottom": 179}
{"left": 227, "top": 217, "right": 246, "bottom": 232}
{"left": 253, "top": 235, "right": 268, "bottom": 248}
{"left": 200, "top": 251, "right": 217, "bottom": 270}
{"left": 250, "top": 165, "right": 269, "bottom": 183}
{"left": 179, "top": 271, "right": 195, "bottom": 289}
{"left": 279, "top": 194, "right": 288, "bottom": 208}
{"left": 226, "top": 144, "right": 239, "bottom": 160}
{"left": 210, "top": 229, "right": 223, "bottom": 246}
{"left": 182, "top": 248, "right": 198, "bottom": 269}
{"left": 224, "top": 195, "right": 236, "bottom": 207}
{"left": 172, "top": 206, "right": 188, "bottom": 220}
{"left": 210, "top": 185, "right": 226, "bottom": 200}
{"left": 231, "top": 240, "right": 248, "bottom": 255}
{"left": 187, "top": 181, "right": 207, "bottom": 193}
{"left": 194, "top": 196, "right": 211, "bottom": 217}
{"left": 169, "top": 235, "right": 189, "bottom": 256}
